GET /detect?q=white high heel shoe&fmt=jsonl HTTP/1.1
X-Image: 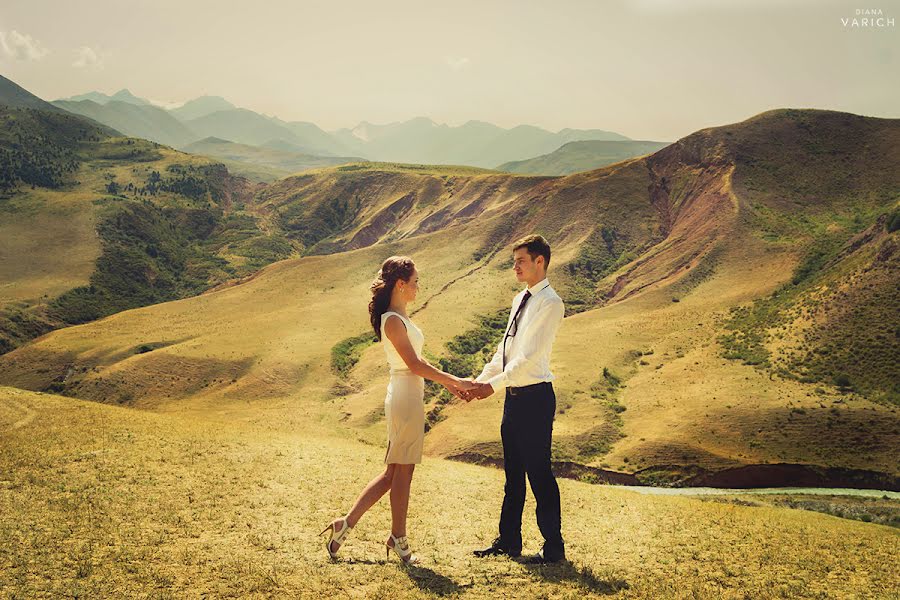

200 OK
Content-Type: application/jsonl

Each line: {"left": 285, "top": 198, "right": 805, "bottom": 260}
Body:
{"left": 319, "top": 517, "right": 352, "bottom": 559}
{"left": 386, "top": 533, "right": 419, "bottom": 565}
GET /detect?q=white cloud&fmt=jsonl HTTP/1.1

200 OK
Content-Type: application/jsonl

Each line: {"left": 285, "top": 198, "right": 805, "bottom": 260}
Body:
{"left": 0, "top": 30, "right": 49, "bottom": 61}
{"left": 73, "top": 45, "right": 104, "bottom": 69}
{"left": 444, "top": 56, "right": 470, "bottom": 71}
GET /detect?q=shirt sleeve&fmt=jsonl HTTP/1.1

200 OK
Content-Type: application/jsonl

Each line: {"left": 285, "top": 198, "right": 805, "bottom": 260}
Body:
{"left": 475, "top": 340, "right": 504, "bottom": 384}
{"left": 485, "top": 297, "right": 565, "bottom": 391}
{"left": 475, "top": 296, "right": 518, "bottom": 384}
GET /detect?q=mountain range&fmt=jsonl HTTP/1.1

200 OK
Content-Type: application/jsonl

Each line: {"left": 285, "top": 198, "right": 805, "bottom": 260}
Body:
{"left": 53, "top": 88, "right": 662, "bottom": 169}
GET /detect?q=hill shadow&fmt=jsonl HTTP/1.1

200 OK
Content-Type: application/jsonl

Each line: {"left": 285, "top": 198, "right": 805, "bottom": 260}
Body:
{"left": 522, "top": 561, "right": 629, "bottom": 595}
{"left": 402, "top": 564, "right": 469, "bottom": 597}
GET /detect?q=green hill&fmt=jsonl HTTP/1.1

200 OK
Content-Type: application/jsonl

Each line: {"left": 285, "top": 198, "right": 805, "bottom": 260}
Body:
{"left": 497, "top": 139, "right": 671, "bottom": 175}
{"left": 0, "top": 74, "right": 66, "bottom": 113}
{"left": 0, "top": 82, "right": 300, "bottom": 355}
{"left": 181, "top": 137, "right": 364, "bottom": 182}
{"left": 1, "top": 105, "right": 896, "bottom": 487}
{"left": 0, "top": 130, "right": 298, "bottom": 353}
{"left": 0, "top": 104, "right": 119, "bottom": 192}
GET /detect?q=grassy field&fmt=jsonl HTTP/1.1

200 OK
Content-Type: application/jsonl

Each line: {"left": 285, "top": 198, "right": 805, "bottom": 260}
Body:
{"left": 0, "top": 108, "right": 897, "bottom": 506}
{"left": 2, "top": 386, "right": 898, "bottom": 599}
{"left": 714, "top": 493, "right": 900, "bottom": 528}
{"left": 0, "top": 187, "right": 896, "bottom": 480}
{"left": 0, "top": 185, "right": 100, "bottom": 304}
{"left": 0, "top": 132, "right": 300, "bottom": 353}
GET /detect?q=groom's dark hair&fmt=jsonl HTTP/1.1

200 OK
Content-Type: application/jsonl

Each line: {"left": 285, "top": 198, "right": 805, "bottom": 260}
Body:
{"left": 513, "top": 234, "right": 551, "bottom": 268}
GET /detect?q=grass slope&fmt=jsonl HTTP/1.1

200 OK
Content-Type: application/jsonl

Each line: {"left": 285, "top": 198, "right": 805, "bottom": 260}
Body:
{"left": 0, "top": 109, "right": 897, "bottom": 485}
{"left": 181, "top": 137, "right": 364, "bottom": 182}
{"left": 497, "top": 140, "right": 671, "bottom": 175}
{"left": 1, "top": 387, "right": 897, "bottom": 599}
{"left": 0, "top": 106, "right": 297, "bottom": 353}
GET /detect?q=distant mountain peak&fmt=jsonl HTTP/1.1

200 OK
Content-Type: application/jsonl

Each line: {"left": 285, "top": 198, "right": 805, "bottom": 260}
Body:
{"left": 110, "top": 89, "right": 150, "bottom": 105}
{"left": 57, "top": 89, "right": 149, "bottom": 107}
{"left": 351, "top": 122, "right": 374, "bottom": 142}
{"left": 461, "top": 119, "right": 498, "bottom": 128}
{"left": 180, "top": 95, "right": 234, "bottom": 107}
{"left": 198, "top": 136, "right": 233, "bottom": 144}
{"left": 170, "top": 96, "right": 237, "bottom": 122}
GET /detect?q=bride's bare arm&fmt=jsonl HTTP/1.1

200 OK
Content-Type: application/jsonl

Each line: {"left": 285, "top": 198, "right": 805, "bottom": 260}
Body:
{"left": 383, "top": 315, "right": 475, "bottom": 391}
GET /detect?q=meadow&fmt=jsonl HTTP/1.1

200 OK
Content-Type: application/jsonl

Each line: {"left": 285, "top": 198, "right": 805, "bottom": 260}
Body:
{"left": 2, "top": 387, "right": 898, "bottom": 599}
{"left": 1, "top": 108, "right": 898, "bottom": 598}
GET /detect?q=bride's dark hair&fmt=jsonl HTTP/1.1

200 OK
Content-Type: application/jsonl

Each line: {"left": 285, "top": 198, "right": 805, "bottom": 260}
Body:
{"left": 369, "top": 256, "right": 416, "bottom": 340}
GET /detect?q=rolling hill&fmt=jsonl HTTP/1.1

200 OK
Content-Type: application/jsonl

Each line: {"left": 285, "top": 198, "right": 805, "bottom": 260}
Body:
{"left": 0, "top": 76, "right": 302, "bottom": 355}
{"left": 1, "top": 95, "right": 896, "bottom": 488}
{"left": 0, "top": 74, "right": 66, "bottom": 113}
{"left": 181, "top": 137, "right": 364, "bottom": 182}
{"left": 0, "top": 102, "right": 122, "bottom": 326}
{"left": 497, "top": 139, "right": 672, "bottom": 175}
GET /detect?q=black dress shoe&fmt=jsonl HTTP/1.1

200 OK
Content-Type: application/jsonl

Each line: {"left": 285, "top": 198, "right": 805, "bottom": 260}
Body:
{"left": 473, "top": 537, "right": 521, "bottom": 558}
{"left": 519, "top": 547, "right": 566, "bottom": 564}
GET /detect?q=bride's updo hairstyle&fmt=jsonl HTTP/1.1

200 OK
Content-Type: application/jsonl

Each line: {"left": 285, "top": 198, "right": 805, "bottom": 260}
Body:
{"left": 369, "top": 256, "right": 416, "bottom": 340}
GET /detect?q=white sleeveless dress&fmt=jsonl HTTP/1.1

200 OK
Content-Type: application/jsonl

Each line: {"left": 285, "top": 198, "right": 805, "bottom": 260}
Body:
{"left": 380, "top": 311, "right": 426, "bottom": 464}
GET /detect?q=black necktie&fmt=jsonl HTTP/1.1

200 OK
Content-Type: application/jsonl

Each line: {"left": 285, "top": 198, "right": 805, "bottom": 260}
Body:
{"left": 502, "top": 290, "right": 532, "bottom": 370}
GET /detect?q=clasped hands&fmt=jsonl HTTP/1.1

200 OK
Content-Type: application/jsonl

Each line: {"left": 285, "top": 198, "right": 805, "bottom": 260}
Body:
{"left": 445, "top": 378, "right": 493, "bottom": 402}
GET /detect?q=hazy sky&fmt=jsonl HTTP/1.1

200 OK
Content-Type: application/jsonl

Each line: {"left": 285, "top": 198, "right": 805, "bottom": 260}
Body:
{"left": 1, "top": 0, "right": 897, "bottom": 140}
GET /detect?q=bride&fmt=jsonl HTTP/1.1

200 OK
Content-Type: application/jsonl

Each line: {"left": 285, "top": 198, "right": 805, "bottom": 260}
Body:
{"left": 320, "top": 256, "right": 476, "bottom": 564}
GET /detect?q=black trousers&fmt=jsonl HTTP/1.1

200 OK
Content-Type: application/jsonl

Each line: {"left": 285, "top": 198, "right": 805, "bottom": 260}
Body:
{"left": 498, "top": 382, "right": 564, "bottom": 553}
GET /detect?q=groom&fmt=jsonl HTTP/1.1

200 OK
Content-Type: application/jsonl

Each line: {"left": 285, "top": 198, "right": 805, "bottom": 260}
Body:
{"left": 461, "top": 234, "right": 566, "bottom": 564}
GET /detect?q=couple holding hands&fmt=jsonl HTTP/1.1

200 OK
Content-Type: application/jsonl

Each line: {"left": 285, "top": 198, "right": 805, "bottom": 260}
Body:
{"left": 321, "top": 235, "right": 567, "bottom": 566}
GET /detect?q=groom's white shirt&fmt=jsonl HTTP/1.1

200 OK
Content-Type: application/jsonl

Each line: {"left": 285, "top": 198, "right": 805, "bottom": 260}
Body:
{"left": 476, "top": 277, "right": 565, "bottom": 392}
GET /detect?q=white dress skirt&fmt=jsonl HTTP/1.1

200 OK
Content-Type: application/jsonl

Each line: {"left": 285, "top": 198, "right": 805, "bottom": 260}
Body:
{"left": 380, "top": 311, "right": 426, "bottom": 465}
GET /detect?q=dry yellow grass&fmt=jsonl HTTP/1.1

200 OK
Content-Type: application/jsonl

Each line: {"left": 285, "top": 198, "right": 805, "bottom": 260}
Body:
{"left": 1, "top": 209, "right": 896, "bottom": 479}
{"left": 1, "top": 110, "right": 898, "bottom": 492}
{"left": 0, "top": 184, "right": 100, "bottom": 305}
{"left": 0, "top": 141, "right": 230, "bottom": 309}
{"left": 1, "top": 386, "right": 898, "bottom": 599}
{"left": 2, "top": 108, "right": 898, "bottom": 598}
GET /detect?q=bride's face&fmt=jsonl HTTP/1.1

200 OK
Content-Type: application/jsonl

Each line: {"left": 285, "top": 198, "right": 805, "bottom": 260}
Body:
{"left": 397, "top": 268, "right": 420, "bottom": 303}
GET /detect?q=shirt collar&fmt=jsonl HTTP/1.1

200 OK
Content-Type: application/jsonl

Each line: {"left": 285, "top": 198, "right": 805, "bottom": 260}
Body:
{"left": 526, "top": 278, "right": 550, "bottom": 293}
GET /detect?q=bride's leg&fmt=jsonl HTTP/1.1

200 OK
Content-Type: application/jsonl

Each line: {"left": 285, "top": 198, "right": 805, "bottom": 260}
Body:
{"left": 389, "top": 463, "right": 415, "bottom": 538}
{"left": 346, "top": 464, "right": 396, "bottom": 527}
{"left": 329, "top": 465, "right": 395, "bottom": 554}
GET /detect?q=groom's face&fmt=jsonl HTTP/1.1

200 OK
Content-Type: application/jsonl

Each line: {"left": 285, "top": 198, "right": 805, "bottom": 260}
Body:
{"left": 512, "top": 248, "right": 542, "bottom": 283}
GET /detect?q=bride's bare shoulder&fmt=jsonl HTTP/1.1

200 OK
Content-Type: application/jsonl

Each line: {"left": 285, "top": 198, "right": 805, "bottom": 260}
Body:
{"left": 383, "top": 313, "right": 408, "bottom": 335}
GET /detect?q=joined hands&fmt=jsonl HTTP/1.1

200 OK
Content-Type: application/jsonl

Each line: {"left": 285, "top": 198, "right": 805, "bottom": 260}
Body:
{"left": 445, "top": 378, "right": 494, "bottom": 402}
